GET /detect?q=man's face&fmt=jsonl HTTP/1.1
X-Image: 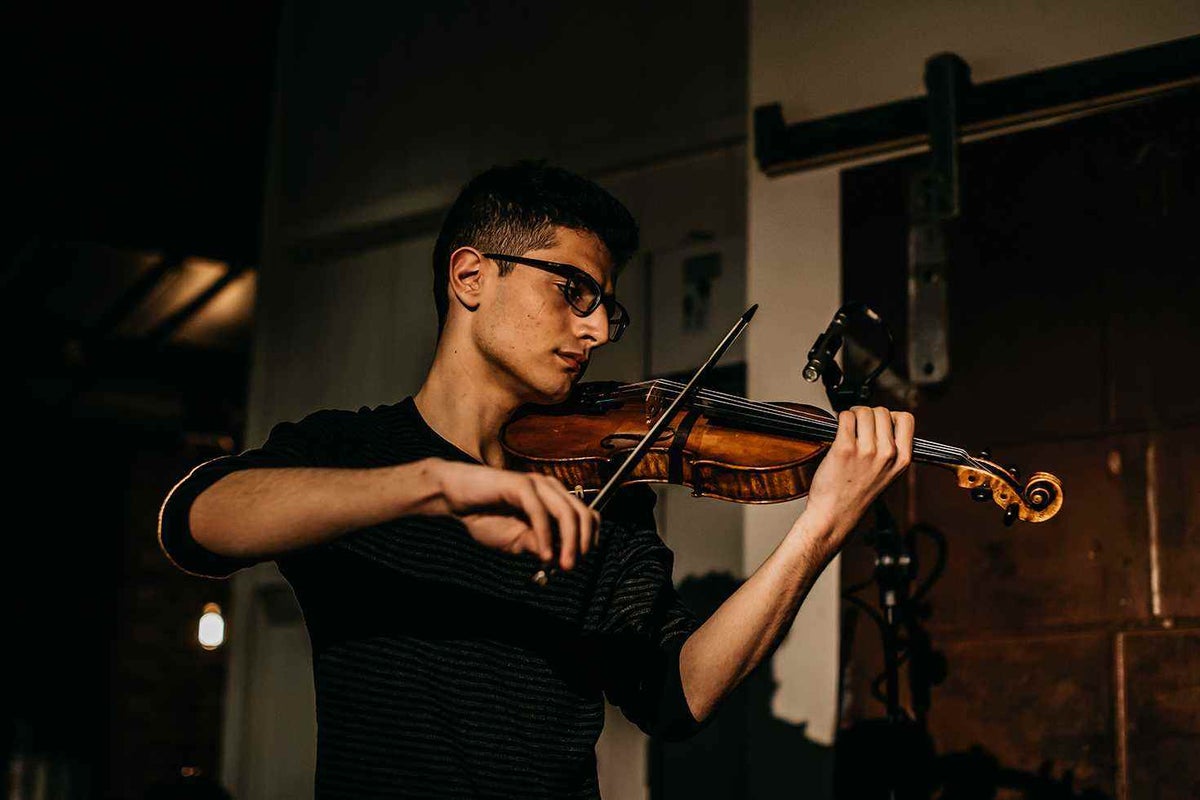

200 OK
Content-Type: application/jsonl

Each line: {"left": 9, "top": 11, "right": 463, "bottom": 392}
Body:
{"left": 473, "top": 226, "right": 617, "bottom": 404}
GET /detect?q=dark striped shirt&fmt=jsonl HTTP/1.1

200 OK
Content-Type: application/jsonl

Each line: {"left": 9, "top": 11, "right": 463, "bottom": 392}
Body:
{"left": 158, "top": 397, "right": 700, "bottom": 798}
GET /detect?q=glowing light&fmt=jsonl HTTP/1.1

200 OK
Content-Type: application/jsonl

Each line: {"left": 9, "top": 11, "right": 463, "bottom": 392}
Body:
{"left": 198, "top": 602, "right": 225, "bottom": 650}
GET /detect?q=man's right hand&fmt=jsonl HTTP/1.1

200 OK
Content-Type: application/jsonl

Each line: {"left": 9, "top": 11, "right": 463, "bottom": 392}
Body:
{"left": 418, "top": 458, "right": 599, "bottom": 571}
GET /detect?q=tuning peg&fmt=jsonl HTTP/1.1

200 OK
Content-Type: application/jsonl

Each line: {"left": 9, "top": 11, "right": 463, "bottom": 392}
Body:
{"left": 1003, "top": 503, "right": 1019, "bottom": 527}
{"left": 971, "top": 487, "right": 992, "bottom": 502}
{"left": 979, "top": 448, "right": 992, "bottom": 460}
{"left": 1007, "top": 465, "right": 1020, "bottom": 479}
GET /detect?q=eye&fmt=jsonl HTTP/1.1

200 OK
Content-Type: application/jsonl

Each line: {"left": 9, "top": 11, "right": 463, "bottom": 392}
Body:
{"left": 562, "top": 281, "right": 590, "bottom": 305}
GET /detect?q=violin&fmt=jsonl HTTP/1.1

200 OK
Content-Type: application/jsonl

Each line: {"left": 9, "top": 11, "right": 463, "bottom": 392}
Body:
{"left": 501, "top": 379, "right": 1063, "bottom": 527}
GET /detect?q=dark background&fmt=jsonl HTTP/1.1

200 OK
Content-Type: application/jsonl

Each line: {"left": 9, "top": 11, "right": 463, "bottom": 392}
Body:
{"left": 8, "top": 2, "right": 278, "bottom": 263}
{"left": 6, "top": 4, "right": 279, "bottom": 797}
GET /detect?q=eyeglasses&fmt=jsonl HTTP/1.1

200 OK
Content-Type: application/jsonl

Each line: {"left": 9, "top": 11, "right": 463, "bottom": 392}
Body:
{"left": 482, "top": 253, "right": 630, "bottom": 342}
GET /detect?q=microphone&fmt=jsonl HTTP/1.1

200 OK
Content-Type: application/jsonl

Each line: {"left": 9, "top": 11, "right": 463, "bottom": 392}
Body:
{"left": 802, "top": 308, "right": 850, "bottom": 382}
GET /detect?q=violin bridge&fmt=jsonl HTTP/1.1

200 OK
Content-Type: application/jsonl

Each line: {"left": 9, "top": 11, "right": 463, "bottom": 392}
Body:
{"left": 645, "top": 386, "right": 665, "bottom": 423}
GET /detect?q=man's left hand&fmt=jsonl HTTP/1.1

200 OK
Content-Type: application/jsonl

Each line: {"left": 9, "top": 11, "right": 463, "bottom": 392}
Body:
{"left": 797, "top": 406, "right": 915, "bottom": 552}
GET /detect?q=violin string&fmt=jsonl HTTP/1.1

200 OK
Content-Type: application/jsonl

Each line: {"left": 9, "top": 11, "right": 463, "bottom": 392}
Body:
{"left": 625, "top": 379, "right": 855, "bottom": 442}
{"left": 623, "top": 381, "right": 958, "bottom": 463}
{"left": 601, "top": 384, "right": 1025, "bottom": 498}
{"left": 644, "top": 382, "right": 1012, "bottom": 479}
{"left": 685, "top": 381, "right": 976, "bottom": 463}
{"left": 625, "top": 379, "right": 847, "bottom": 445}
{"left": 612, "top": 379, "right": 979, "bottom": 468}
{"left": 700, "top": 404, "right": 969, "bottom": 467}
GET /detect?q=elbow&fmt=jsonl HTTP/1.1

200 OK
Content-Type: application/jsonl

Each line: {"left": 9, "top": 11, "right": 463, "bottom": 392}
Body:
{"left": 651, "top": 636, "right": 713, "bottom": 741}
{"left": 653, "top": 699, "right": 708, "bottom": 742}
{"left": 681, "top": 682, "right": 722, "bottom": 731}
{"left": 159, "top": 464, "right": 256, "bottom": 578}
{"left": 678, "top": 636, "right": 717, "bottom": 724}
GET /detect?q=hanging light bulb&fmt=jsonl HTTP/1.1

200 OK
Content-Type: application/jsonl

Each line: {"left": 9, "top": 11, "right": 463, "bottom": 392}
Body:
{"left": 198, "top": 602, "right": 225, "bottom": 650}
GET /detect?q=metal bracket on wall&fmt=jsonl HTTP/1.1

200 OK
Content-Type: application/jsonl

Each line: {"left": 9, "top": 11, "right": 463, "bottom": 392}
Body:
{"left": 908, "top": 53, "right": 969, "bottom": 386}
{"left": 907, "top": 202, "right": 951, "bottom": 385}
{"left": 753, "top": 35, "right": 1200, "bottom": 176}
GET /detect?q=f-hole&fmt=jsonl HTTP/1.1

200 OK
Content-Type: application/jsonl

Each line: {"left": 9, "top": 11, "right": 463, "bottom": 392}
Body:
{"left": 600, "top": 429, "right": 674, "bottom": 449}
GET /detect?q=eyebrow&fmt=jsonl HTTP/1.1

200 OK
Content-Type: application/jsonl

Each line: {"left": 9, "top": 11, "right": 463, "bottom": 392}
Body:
{"left": 580, "top": 263, "right": 615, "bottom": 293}
{"left": 561, "top": 260, "right": 613, "bottom": 293}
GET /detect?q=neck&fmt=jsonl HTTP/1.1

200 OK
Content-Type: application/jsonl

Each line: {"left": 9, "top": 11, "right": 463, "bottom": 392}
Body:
{"left": 414, "top": 334, "right": 524, "bottom": 468}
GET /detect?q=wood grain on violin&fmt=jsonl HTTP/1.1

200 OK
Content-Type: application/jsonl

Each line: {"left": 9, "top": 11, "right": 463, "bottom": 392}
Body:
{"left": 502, "top": 380, "right": 1063, "bottom": 525}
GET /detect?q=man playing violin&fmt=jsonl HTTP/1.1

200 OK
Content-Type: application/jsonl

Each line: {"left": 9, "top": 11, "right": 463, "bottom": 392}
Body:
{"left": 159, "top": 161, "right": 914, "bottom": 798}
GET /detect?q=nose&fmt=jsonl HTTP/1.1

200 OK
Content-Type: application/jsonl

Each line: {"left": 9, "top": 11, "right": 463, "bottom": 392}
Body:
{"left": 576, "top": 303, "right": 610, "bottom": 347}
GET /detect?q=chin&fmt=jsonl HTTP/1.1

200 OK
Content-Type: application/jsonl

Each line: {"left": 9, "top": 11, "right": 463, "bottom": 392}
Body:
{"left": 526, "top": 372, "right": 576, "bottom": 406}
{"left": 509, "top": 352, "right": 587, "bottom": 406}
{"left": 537, "top": 382, "right": 574, "bottom": 405}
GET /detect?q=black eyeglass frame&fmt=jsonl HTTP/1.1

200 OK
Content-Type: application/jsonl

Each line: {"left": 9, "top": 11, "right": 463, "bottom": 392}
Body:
{"left": 482, "top": 253, "right": 630, "bottom": 341}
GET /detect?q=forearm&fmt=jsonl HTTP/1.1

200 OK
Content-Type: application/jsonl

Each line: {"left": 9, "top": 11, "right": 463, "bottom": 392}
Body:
{"left": 188, "top": 458, "right": 444, "bottom": 559}
{"left": 678, "top": 405, "right": 915, "bottom": 722}
{"left": 678, "top": 510, "right": 838, "bottom": 722}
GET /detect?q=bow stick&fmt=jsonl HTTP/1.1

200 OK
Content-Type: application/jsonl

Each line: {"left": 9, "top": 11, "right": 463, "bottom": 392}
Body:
{"left": 533, "top": 304, "right": 758, "bottom": 586}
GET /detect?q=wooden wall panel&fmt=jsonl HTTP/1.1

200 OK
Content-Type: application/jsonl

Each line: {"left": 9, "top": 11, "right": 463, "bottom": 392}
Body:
{"left": 1104, "top": 102, "right": 1200, "bottom": 431}
{"left": 838, "top": 91, "right": 1200, "bottom": 799}
{"left": 930, "top": 633, "right": 1115, "bottom": 796}
{"left": 1155, "top": 426, "right": 1200, "bottom": 619}
{"left": 1121, "top": 629, "right": 1200, "bottom": 800}
{"left": 913, "top": 435, "right": 1150, "bottom": 635}
{"left": 1108, "top": 274, "right": 1200, "bottom": 430}
{"left": 837, "top": 585, "right": 888, "bottom": 725}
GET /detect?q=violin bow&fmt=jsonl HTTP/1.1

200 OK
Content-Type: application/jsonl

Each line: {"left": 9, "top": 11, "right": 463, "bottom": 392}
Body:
{"left": 532, "top": 304, "right": 759, "bottom": 586}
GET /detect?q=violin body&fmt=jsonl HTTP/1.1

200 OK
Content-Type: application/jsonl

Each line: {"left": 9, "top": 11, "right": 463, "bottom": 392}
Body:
{"left": 503, "top": 383, "right": 833, "bottom": 503}
{"left": 502, "top": 380, "right": 1063, "bottom": 526}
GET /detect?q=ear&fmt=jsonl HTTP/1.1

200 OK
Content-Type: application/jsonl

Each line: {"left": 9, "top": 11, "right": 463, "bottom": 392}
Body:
{"left": 447, "top": 247, "right": 486, "bottom": 312}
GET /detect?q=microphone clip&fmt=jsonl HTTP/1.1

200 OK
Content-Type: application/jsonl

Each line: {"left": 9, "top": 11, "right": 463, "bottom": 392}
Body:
{"left": 802, "top": 309, "right": 850, "bottom": 383}
{"left": 801, "top": 302, "right": 894, "bottom": 412}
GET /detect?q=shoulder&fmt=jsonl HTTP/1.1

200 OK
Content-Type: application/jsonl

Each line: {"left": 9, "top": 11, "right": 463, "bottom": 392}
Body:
{"left": 293, "top": 405, "right": 377, "bottom": 431}
{"left": 264, "top": 402, "right": 404, "bottom": 464}
{"left": 283, "top": 402, "right": 401, "bottom": 439}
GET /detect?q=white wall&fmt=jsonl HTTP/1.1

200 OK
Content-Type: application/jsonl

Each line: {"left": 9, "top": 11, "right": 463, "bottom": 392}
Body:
{"left": 744, "top": 167, "right": 843, "bottom": 743}
{"left": 747, "top": 0, "right": 1200, "bottom": 758}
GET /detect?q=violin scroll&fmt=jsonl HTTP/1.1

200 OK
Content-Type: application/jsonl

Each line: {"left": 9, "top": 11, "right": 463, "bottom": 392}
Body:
{"left": 955, "top": 457, "right": 1063, "bottom": 525}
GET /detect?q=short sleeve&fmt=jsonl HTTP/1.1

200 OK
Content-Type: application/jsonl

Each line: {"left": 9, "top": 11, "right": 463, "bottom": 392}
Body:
{"left": 157, "top": 409, "right": 357, "bottom": 579}
{"left": 590, "top": 486, "right": 703, "bottom": 741}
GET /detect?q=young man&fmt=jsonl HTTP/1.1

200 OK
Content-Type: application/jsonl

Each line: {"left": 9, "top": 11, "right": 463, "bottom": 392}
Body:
{"left": 159, "top": 162, "right": 914, "bottom": 798}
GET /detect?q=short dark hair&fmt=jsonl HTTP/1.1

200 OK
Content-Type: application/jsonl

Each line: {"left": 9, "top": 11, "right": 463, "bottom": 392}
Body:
{"left": 431, "top": 161, "right": 639, "bottom": 334}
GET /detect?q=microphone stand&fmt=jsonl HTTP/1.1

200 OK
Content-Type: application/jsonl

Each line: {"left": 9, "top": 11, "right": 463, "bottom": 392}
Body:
{"left": 806, "top": 305, "right": 938, "bottom": 800}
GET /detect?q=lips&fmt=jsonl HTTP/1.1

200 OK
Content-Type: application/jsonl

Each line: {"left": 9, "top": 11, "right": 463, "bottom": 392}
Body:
{"left": 556, "top": 351, "right": 586, "bottom": 371}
